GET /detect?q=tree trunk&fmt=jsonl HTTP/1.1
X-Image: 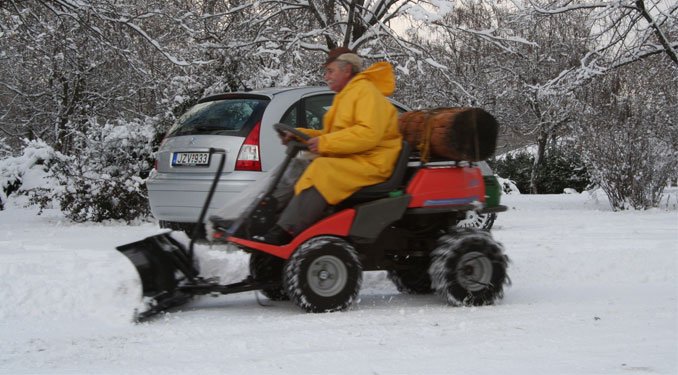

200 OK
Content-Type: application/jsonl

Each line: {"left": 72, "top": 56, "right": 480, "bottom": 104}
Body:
{"left": 529, "top": 128, "right": 548, "bottom": 194}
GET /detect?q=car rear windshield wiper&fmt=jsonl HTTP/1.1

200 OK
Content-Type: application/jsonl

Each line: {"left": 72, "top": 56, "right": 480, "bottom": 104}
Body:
{"left": 194, "top": 124, "right": 227, "bottom": 131}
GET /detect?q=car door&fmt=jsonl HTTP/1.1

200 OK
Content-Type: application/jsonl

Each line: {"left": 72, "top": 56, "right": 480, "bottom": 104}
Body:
{"left": 279, "top": 94, "right": 334, "bottom": 130}
{"left": 280, "top": 93, "right": 409, "bottom": 129}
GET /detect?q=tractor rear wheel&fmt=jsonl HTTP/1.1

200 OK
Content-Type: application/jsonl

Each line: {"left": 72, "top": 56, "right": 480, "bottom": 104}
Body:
{"left": 429, "top": 228, "right": 509, "bottom": 306}
{"left": 284, "top": 236, "right": 362, "bottom": 313}
{"left": 249, "top": 252, "right": 288, "bottom": 301}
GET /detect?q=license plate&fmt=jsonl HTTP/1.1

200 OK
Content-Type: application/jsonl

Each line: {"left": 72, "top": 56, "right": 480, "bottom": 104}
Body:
{"left": 172, "top": 152, "right": 210, "bottom": 166}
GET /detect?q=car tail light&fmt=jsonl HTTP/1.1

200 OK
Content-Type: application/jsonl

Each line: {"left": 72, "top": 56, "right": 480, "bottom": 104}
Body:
{"left": 152, "top": 137, "right": 167, "bottom": 171}
{"left": 235, "top": 121, "right": 262, "bottom": 171}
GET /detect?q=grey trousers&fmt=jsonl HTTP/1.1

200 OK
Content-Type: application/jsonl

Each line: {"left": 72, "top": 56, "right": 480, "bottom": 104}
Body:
{"left": 272, "top": 158, "right": 329, "bottom": 235}
{"left": 277, "top": 186, "right": 329, "bottom": 235}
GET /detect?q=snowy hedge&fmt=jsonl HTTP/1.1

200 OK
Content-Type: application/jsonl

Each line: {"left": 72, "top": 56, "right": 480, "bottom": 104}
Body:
{"left": 2, "top": 119, "right": 156, "bottom": 222}
{"left": 491, "top": 143, "right": 591, "bottom": 195}
{"left": 0, "top": 139, "right": 57, "bottom": 211}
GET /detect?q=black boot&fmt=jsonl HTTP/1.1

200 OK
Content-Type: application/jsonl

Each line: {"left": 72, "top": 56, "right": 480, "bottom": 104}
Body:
{"left": 209, "top": 216, "right": 234, "bottom": 242}
{"left": 255, "top": 225, "right": 293, "bottom": 245}
{"left": 209, "top": 216, "right": 234, "bottom": 232}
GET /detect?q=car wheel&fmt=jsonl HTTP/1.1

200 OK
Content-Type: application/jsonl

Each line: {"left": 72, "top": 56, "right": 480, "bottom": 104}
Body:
{"left": 456, "top": 211, "right": 496, "bottom": 230}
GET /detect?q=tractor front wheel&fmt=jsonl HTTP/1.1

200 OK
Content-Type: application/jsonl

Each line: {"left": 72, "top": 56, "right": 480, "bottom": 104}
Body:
{"left": 284, "top": 236, "right": 362, "bottom": 313}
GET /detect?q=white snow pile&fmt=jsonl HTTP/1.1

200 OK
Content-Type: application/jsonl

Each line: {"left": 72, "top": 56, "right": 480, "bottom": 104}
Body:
{"left": 0, "top": 140, "right": 59, "bottom": 205}
{"left": 0, "top": 190, "right": 676, "bottom": 374}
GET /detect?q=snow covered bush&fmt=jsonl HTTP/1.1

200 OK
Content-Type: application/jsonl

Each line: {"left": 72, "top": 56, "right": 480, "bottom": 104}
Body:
{"left": 538, "top": 146, "right": 591, "bottom": 194}
{"left": 497, "top": 177, "right": 521, "bottom": 195}
{"left": 0, "top": 138, "right": 9, "bottom": 209}
{"left": 0, "top": 139, "right": 59, "bottom": 211}
{"left": 490, "top": 143, "right": 590, "bottom": 194}
{"left": 0, "top": 138, "right": 9, "bottom": 157}
{"left": 575, "top": 60, "right": 678, "bottom": 211}
{"left": 490, "top": 152, "right": 533, "bottom": 194}
{"left": 30, "top": 118, "right": 156, "bottom": 222}
{"left": 578, "top": 121, "right": 677, "bottom": 211}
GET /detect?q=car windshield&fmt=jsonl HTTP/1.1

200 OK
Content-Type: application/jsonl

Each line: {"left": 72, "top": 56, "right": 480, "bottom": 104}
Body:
{"left": 167, "top": 98, "right": 269, "bottom": 137}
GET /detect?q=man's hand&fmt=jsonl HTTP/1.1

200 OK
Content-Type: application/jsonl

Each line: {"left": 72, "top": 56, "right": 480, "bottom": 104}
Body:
{"left": 307, "top": 137, "right": 320, "bottom": 153}
{"left": 278, "top": 131, "right": 296, "bottom": 145}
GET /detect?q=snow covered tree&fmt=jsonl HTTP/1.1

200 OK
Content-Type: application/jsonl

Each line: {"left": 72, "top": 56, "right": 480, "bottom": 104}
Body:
{"left": 0, "top": 0, "right": 197, "bottom": 151}
{"left": 574, "top": 58, "right": 678, "bottom": 210}
{"left": 176, "top": 0, "right": 496, "bottom": 90}
{"left": 0, "top": 1, "right": 195, "bottom": 219}
{"left": 526, "top": 0, "right": 678, "bottom": 208}
{"left": 498, "top": 9, "right": 589, "bottom": 193}
{"left": 528, "top": 0, "right": 678, "bottom": 87}
{"left": 405, "top": 1, "right": 590, "bottom": 193}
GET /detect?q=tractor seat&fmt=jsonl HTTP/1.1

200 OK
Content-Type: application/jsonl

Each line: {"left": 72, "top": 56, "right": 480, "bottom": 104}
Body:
{"left": 347, "top": 141, "right": 410, "bottom": 201}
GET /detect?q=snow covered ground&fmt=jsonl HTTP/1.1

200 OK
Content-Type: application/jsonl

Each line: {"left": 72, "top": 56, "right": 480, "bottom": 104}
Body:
{"left": 1, "top": 191, "right": 676, "bottom": 374}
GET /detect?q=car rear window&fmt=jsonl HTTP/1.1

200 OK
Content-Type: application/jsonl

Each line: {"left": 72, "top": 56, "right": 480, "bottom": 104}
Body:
{"left": 166, "top": 98, "right": 269, "bottom": 137}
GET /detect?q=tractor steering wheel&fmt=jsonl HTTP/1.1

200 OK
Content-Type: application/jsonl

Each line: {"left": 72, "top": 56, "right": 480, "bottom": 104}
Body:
{"left": 273, "top": 123, "right": 311, "bottom": 142}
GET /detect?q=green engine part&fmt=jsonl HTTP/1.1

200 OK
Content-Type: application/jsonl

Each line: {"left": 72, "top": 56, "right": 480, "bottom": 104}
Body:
{"left": 484, "top": 175, "right": 501, "bottom": 207}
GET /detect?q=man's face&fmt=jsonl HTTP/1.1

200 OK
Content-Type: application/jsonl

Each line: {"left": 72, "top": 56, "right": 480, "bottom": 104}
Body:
{"left": 324, "top": 61, "right": 352, "bottom": 92}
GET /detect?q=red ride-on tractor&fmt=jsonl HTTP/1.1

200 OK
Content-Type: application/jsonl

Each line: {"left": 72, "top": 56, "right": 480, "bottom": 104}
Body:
{"left": 118, "top": 124, "right": 509, "bottom": 321}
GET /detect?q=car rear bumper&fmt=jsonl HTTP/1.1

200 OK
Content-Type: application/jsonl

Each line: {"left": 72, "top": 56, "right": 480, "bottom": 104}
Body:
{"left": 147, "top": 172, "right": 260, "bottom": 223}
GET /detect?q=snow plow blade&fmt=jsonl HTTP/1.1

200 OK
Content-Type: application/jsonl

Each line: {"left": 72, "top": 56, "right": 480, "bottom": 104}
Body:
{"left": 116, "top": 233, "right": 198, "bottom": 321}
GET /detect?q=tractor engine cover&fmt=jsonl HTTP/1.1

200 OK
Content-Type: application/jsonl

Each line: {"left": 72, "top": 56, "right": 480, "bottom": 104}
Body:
{"left": 406, "top": 167, "right": 485, "bottom": 208}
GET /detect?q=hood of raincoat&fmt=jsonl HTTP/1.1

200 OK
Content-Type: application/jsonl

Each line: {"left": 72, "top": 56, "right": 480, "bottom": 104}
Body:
{"left": 350, "top": 61, "right": 395, "bottom": 97}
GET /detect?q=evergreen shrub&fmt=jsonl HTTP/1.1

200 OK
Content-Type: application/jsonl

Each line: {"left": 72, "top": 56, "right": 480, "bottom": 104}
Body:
{"left": 490, "top": 144, "right": 591, "bottom": 194}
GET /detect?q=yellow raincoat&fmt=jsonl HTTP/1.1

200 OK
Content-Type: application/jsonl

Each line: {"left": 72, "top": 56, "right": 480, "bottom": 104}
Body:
{"left": 295, "top": 61, "right": 402, "bottom": 204}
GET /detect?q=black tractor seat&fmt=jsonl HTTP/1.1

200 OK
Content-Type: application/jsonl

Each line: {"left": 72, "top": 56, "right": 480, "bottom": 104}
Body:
{"left": 346, "top": 141, "right": 410, "bottom": 202}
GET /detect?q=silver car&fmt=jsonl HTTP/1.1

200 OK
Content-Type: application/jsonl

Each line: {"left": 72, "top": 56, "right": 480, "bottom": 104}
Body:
{"left": 147, "top": 86, "right": 499, "bottom": 235}
{"left": 148, "top": 86, "right": 409, "bottom": 235}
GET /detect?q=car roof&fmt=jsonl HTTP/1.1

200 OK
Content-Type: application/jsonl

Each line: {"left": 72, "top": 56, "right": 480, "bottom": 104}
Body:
{"left": 199, "top": 85, "right": 411, "bottom": 111}
{"left": 199, "top": 86, "right": 331, "bottom": 103}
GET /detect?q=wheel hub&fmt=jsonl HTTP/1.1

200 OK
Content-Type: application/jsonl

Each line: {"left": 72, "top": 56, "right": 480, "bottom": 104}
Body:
{"left": 307, "top": 255, "right": 348, "bottom": 297}
{"left": 456, "top": 251, "right": 493, "bottom": 292}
